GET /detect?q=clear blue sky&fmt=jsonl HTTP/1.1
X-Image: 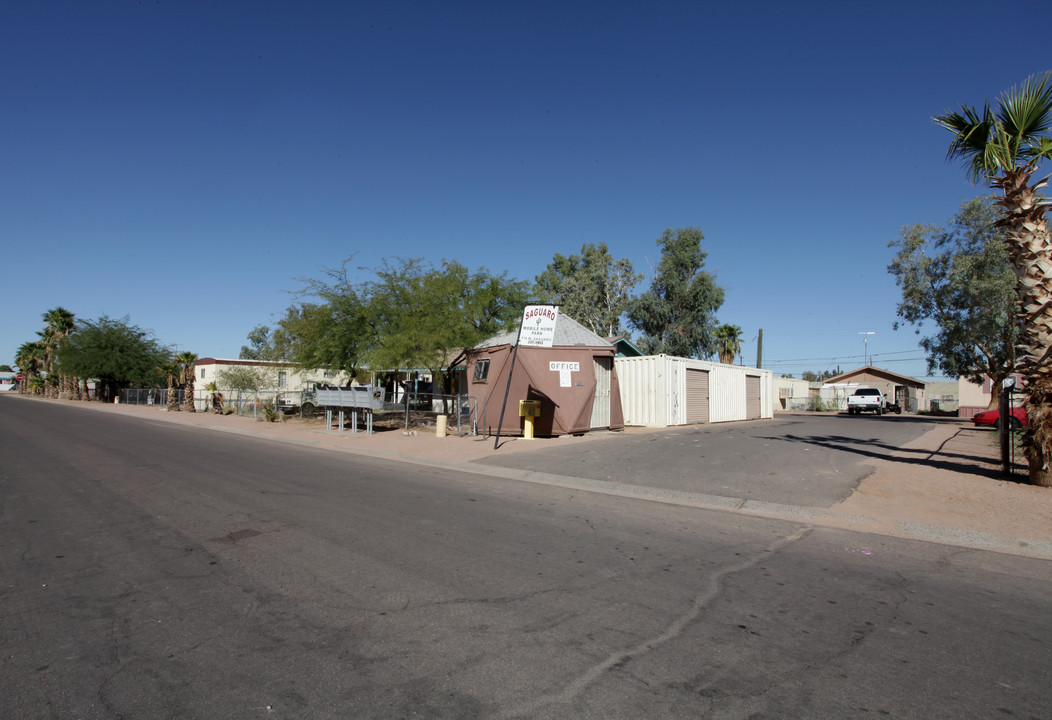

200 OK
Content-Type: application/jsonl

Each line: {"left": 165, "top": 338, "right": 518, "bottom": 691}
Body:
{"left": 4, "top": 1, "right": 1050, "bottom": 380}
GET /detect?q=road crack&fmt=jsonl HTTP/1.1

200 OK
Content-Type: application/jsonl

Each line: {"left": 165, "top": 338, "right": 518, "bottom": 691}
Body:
{"left": 502, "top": 526, "right": 814, "bottom": 718}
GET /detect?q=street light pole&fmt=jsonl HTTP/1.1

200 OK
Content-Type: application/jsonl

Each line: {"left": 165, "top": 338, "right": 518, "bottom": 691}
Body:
{"left": 858, "top": 332, "right": 875, "bottom": 366}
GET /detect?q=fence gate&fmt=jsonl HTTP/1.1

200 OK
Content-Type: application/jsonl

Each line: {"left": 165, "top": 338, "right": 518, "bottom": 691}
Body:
{"left": 685, "top": 369, "right": 710, "bottom": 423}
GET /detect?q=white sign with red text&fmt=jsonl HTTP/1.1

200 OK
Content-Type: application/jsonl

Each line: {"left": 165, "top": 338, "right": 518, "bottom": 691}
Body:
{"left": 520, "top": 305, "right": 558, "bottom": 348}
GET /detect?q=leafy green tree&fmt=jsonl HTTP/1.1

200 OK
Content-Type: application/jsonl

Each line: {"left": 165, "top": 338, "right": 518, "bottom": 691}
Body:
{"left": 279, "top": 265, "right": 375, "bottom": 379}
{"left": 535, "top": 243, "right": 642, "bottom": 336}
{"left": 57, "top": 316, "right": 170, "bottom": 402}
{"left": 627, "top": 227, "right": 725, "bottom": 358}
{"left": 715, "top": 324, "right": 743, "bottom": 364}
{"left": 240, "top": 326, "right": 271, "bottom": 360}
{"left": 800, "top": 368, "right": 842, "bottom": 382}
{"left": 0, "top": 364, "right": 12, "bottom": 373}
{"left": 216, "top": 364, "right": 277, "bottom": 393}
{"left": 935, "top": 72, "right": 1052, "bottom": 485}
{"left": 888, "top": 197, "right": 1016, "bottom": 406}
{"left": 282, "top": 257, "right": 529, "bottom": 389}
{"left": 363, "top": 258, "right": 529, "bottom": 389}
{"left": 239, "top": 325, "right": 290, "bottom": 361}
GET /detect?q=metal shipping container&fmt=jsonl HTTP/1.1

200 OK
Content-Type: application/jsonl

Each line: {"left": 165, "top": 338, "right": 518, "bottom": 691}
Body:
{"left": 614, "top": 355, "right": 773, "bottom": 427}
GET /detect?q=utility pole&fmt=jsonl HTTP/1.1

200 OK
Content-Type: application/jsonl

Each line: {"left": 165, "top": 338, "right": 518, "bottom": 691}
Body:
{"left": 756, "top": 328, "right": 763, "bottom": 369}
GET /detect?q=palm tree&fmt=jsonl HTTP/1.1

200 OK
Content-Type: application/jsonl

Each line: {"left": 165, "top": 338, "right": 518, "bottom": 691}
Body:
{"left": 715, "top": 324, "right": 743, "bottom": 365}
{"left": 159, "top": 360, "right": 182, "bottom": 411}
{"left": 15, "top": 341, "right": 46, "bottom": 395}
{"left": 935, "top": 72, "right": 1052, "bottom": 486}
{"left": 176, "top": 351, "right": 198, "bottom": 413}
{"left": 41, "top": 307, "right": 76, "bottom": 398}
{"left": 204, "top": 381, "right": 225, "bottom": 414}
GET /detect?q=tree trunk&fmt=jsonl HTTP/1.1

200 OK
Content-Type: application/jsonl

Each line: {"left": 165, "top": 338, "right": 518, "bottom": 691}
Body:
{"left": 1024, "top": 376, "right": 1052, "bottom": 487}
{"left": 167, "top": 377, "right": 179, "bottom": 411}
{"left": 995, "top": 168, "right": 1052, "bottom": 486}
{"left": 183, "top": 369, "right": 196, "bottom": 413}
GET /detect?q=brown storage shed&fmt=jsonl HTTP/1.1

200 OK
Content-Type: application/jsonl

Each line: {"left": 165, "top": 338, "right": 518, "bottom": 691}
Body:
{"left": 467, "top": 314, "right": 624, "bottom": 437}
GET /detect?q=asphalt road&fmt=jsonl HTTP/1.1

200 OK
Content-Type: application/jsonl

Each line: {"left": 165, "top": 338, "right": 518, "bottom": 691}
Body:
{"left": 479, "top": 413, "right": 945, "bottom": 507}
{"left": 2, "top": 398, "right": 1050, "bottom": 719}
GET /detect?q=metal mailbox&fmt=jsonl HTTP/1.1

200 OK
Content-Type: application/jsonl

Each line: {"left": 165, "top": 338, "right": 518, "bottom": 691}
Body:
{"left": 314, "top": 385, "right": 385, "bottom": 410}
{"left": 519, "top": 400, "right": 541, "bottom": 417}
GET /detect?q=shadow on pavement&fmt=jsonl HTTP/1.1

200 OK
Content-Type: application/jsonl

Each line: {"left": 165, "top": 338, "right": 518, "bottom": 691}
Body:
{"left": 760, "top": 427, "right": 1027, "bottom": 483}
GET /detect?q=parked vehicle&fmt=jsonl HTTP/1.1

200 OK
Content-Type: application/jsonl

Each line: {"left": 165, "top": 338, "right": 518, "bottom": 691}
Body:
{"left": 847, "top": 388, "right": 887, "bottom": 415}
{"left": 972, "top": 407, "right": 1026, "bottom": 429}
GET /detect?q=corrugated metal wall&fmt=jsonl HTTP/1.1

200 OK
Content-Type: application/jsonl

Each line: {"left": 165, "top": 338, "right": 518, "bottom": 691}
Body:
{"left": 615, "top": 355, "right": 773, "bottom": 427}
{"left": 616, "top": 355, "right": 674, "bottom": 426}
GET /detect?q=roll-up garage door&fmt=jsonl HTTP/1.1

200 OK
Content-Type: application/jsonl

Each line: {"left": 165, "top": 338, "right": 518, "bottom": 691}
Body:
{"left": 685, "top": 369, "right": 709, "bottom": 423}
{"left": 746, "top": 375, "right": 761, "bottom": 420}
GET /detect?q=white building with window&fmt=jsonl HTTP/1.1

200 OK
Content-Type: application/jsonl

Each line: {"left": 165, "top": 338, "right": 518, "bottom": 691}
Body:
{"left": 194, "top": 358, "right": 338, "bottom": 395}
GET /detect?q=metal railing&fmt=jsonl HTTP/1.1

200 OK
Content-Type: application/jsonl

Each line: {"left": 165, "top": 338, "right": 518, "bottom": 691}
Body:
{"left": 368, "top": 390, "right": 478, "bottom": 436}
{"left": 999, "top": 386, "right": 1026, "bottom": 476}
{"left": 119, "top": 387, "right": 481, "bottom": 436}
{"left": 121, "top": 388, "right": 179, "bottom": 406}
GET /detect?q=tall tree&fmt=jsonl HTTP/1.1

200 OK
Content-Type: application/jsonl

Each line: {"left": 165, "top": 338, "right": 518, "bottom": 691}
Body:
{"left": 282, "top": 257, "right": 528, "bottom": 388}
{"left": 240, "top": 325, "right": 288, "bottom": 361}
{"left": 535, "top": 243, "right": 642, "bottom": 336}
{"left": 627, "top": 227, "right": 725, "bottom": 358}
{"left": 41, "top": 307, "right": 76, "bottom": 397}
{"left": 935, "top": 72, "right": 1052, "bottom": 486}
{"left": 888, "top": 197, "right": 1017, "bottom": 406}
{"left": 57, "top": 316, "right": 169, "bottom": 402}
{"left": 177, "top": 351, "right": 198, "bottom": 412}
{"left": 281, "top": 264, "right": 376, "bottom": 380}
{"left": 363, "top": 258, "right": 529, "bottom": 389}
{"left": 15, "top": 340, "right": 46, "bottom": 395}
{"left": 715, "top": 324, "right": 743, "bottom": 364}
{"left": 159, "top": 360, "right": 182, "bottom": 411}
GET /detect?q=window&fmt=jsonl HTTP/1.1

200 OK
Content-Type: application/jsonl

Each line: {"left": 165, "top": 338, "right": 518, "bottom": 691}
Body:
{"left": 278, "top": 371, "right": 287, "bottom": 388}
{"left": 473, "top": 359, "right": 490, "bottom": 382}
{"left": 200, "top": 368, "right": 206, "bottom": 379}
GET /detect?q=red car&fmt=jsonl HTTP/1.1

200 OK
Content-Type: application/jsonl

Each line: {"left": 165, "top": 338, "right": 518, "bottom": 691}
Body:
{"left": 971, "top": 407, "right": 1026, "bottom": 429}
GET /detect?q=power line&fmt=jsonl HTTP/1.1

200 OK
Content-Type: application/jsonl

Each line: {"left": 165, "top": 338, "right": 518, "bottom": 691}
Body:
{"left": 767, "top": 350, "right": 923, "bottom": 365}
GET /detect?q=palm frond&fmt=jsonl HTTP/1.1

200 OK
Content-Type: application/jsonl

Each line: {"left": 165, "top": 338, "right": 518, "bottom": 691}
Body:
{"left": 995, "top": 71, "right": 1052, "bottom": 142}
{"left": 1023, "top": 136, "right": 1052, "bottom": 164}
{"left": 934, "top": 103, "right": 996, "bottom": 182}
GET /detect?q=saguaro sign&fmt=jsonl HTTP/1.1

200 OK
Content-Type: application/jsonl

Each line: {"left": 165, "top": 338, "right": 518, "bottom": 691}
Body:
{"left": 519, "top": 305, "right": 558, "bottom": 348}
{"left": 493, "top": 303, "right": 559, "bottom": 448}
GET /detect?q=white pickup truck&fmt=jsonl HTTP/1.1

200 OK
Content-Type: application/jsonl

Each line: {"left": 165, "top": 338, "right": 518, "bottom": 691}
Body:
{"left": 847, "top": 388, "right": 887, "bottom": 415}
